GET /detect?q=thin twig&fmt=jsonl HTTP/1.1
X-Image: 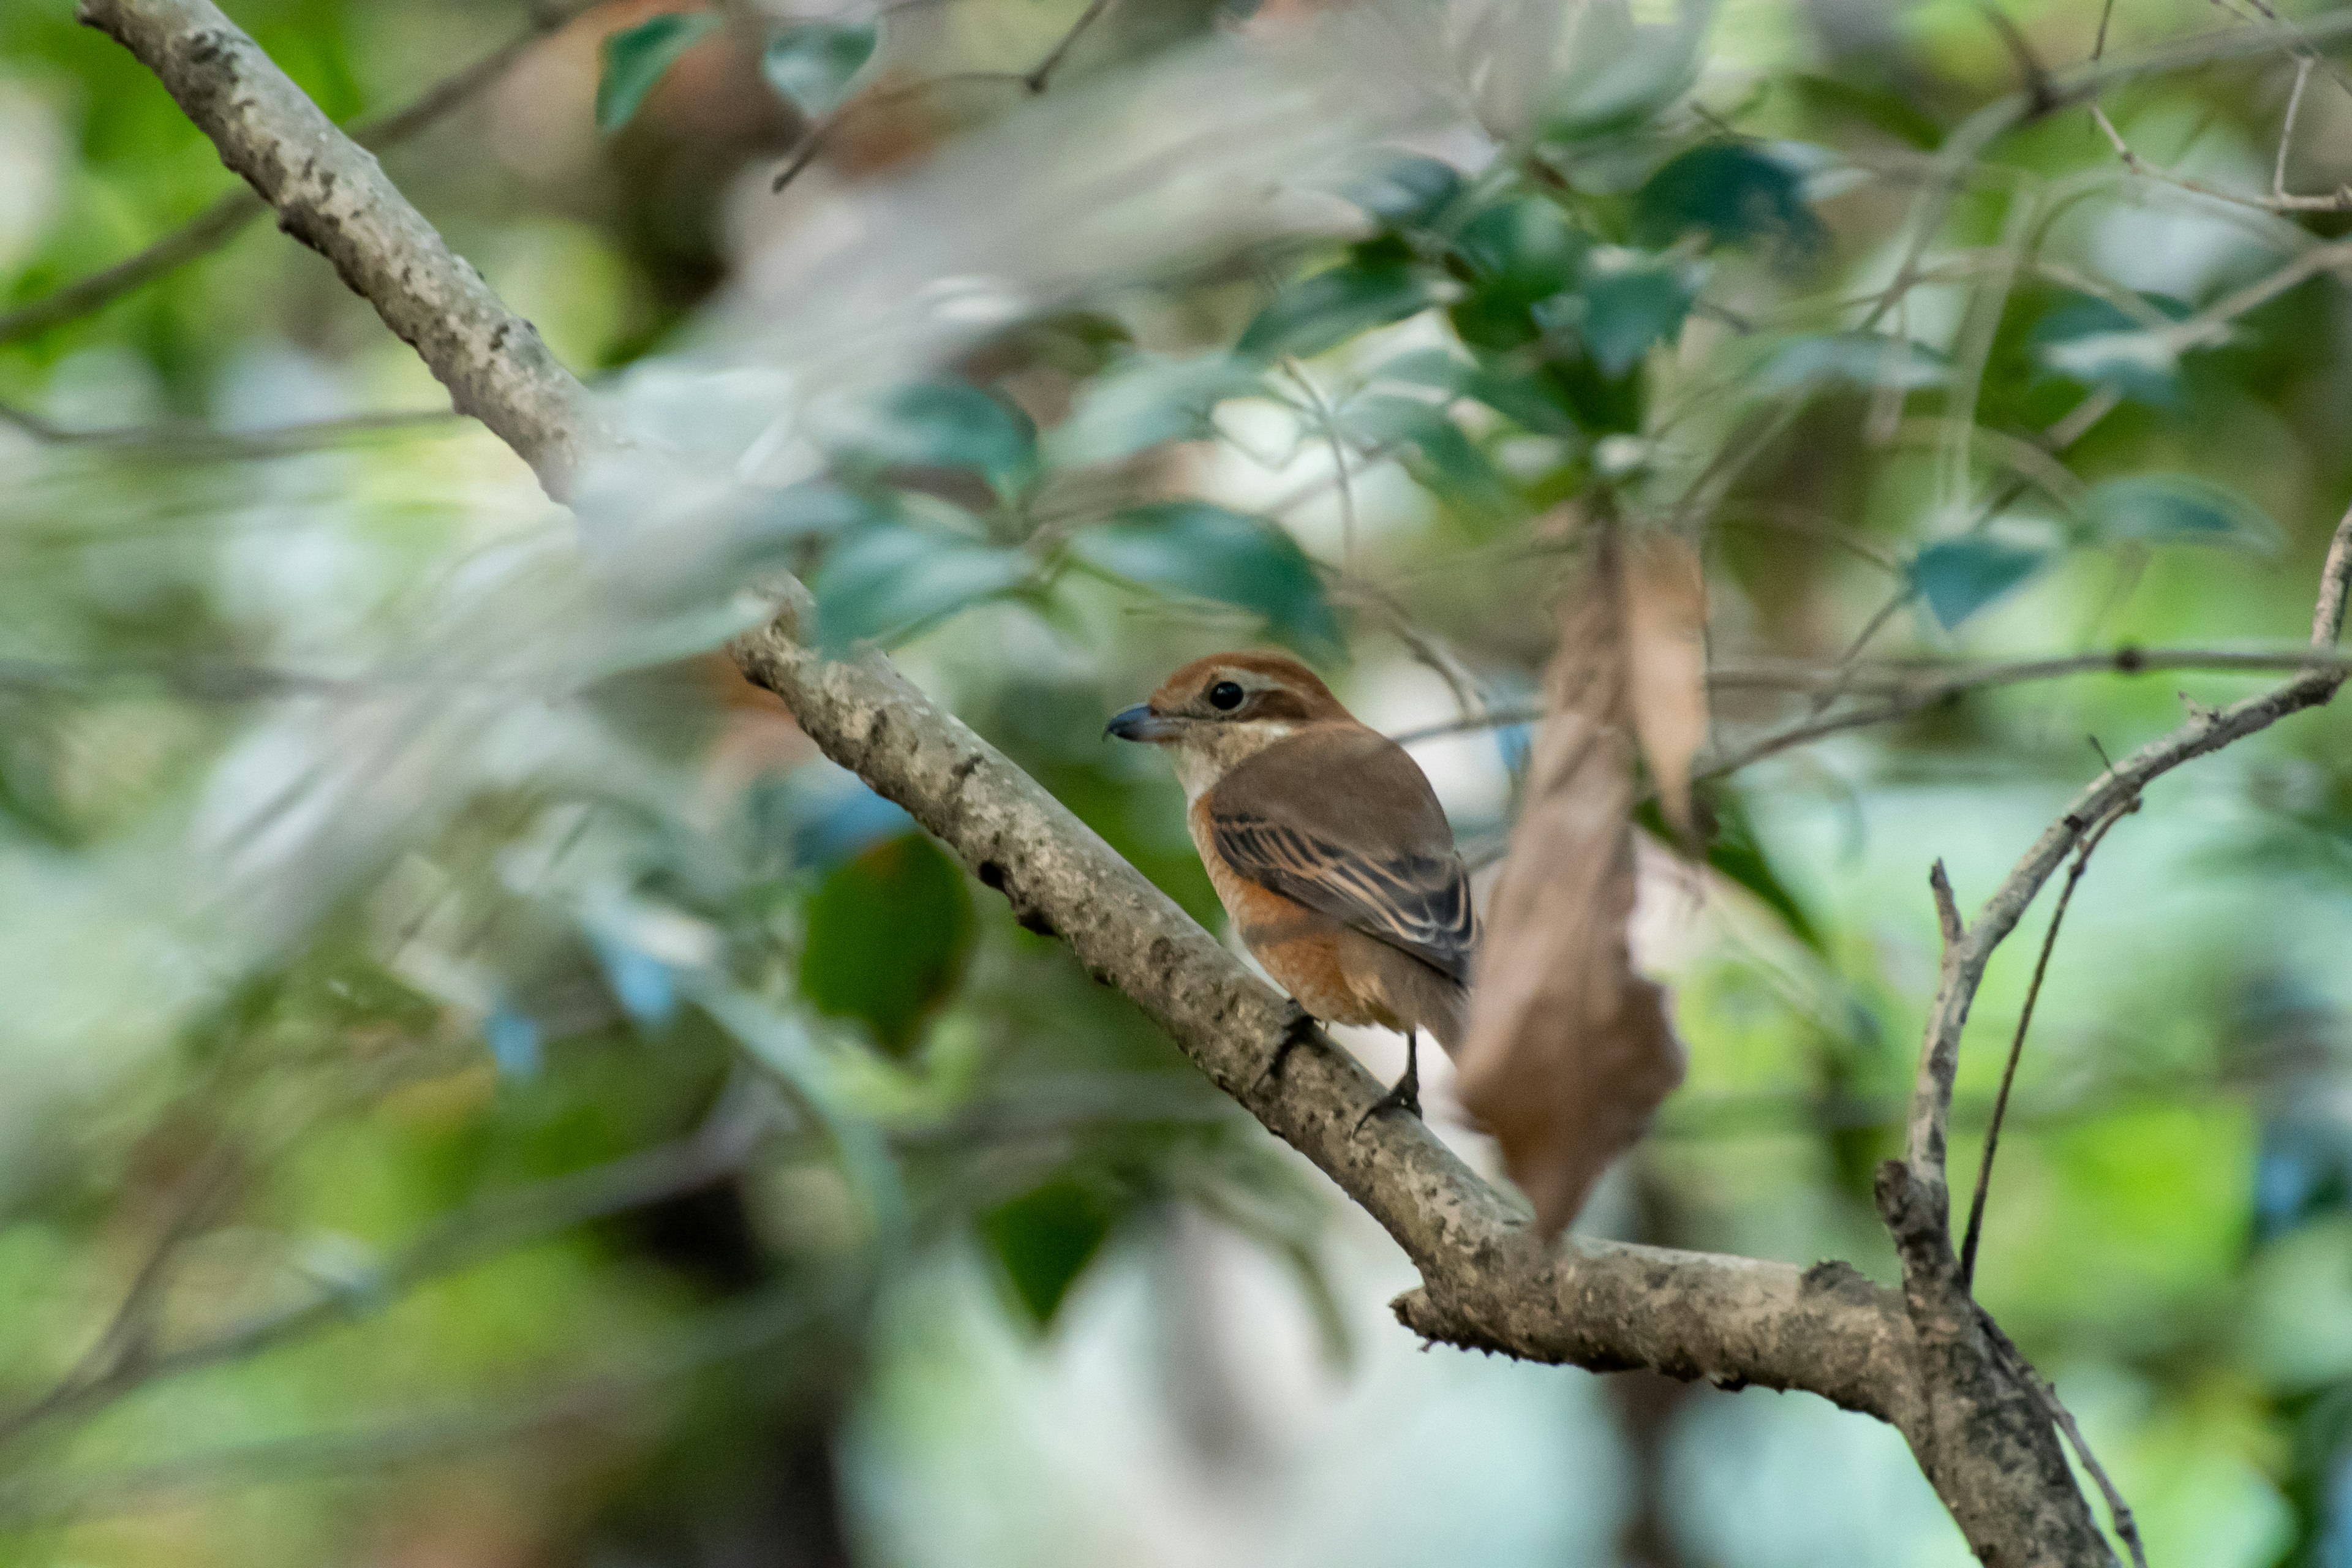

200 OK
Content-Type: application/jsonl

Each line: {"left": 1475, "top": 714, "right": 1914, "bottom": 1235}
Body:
{"left": 772, "top": 0, "right": 1117, "bottom": 192}
{"left": 1957, "top": 800, "right": 2135, "bottom": 1290}
{"left": 1283, "top": 356, "right": 1357, "bottom": 567}
{"left": 1982, "top": 1314, "right": 2150, "bottom": 1568}
{"left": 1382, "top": 643, "right": 2352, "bottom": 750}
{"left": 0, "top": 404, "right": 462, "bottom": 460}
{"left": 1022, "top": 0, "right": 1114, "bottom": 91}
{"left": 0, "top": 1093, "right": 773, "bottom": 1453}
{"left": 1902, "top": 503, "right": 2352, "bottom": 1216}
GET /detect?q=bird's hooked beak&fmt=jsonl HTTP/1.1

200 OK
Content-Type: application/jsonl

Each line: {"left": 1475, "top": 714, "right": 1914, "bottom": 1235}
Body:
{"left": 1105, "top": 703, "right": 1180, "bottom": 744}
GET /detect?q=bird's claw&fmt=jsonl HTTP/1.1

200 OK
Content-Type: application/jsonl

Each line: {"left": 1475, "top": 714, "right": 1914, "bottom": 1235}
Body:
{"left": 1257, "top": 1005, "right": 1322, "bottom": 1090}
{"left": 1352, "top": 1064, "right": 1423, "bottom": 1135}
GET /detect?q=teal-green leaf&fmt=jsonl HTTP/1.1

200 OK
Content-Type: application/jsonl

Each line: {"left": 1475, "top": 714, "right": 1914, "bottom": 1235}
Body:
{"left": 810, "top": 524, "right": 1031, "bottom": 650}
{"left": 1341, "top": 394, "right": 1515, "bottom": 516}
{"left": 761, "top": 20, "right": 880, "bottom": 116}
{"left": 2032, "top": 294, "right": 2193, "bottom": 408}
{"left": 1237, "top": 261, "right": 1431, "bottom": 362}
{"left": 1570, "top": 251, "right": 1698, "bottom": 378}
{"left": 1368, "top": 349, "right": 1578, "bottom": 436}
{"left": 1757, "top": 332, "right": 1949, "bottom": 394}
{"left": 2081, "top": 474, "right": 2280, "bottom": 552}
{"left": 1634, "top": 142, "right": 1825, "bottom": 262}
{"left": 799, "top": 831, "right": 974, "bottom": 1057}
{"left": 820, "top": 380, "right": 1038, "bottom": 492}
{"left": 1457, "top": 197, "right": 1586, "bottom": 305}
{"left": 596, "top": 12, "right": 721, "bottom": 134}
{"left": 982, "top": 1178, "right": 1121, "bottom": 1330}
{"left": 1341, "top": 151, "right": 1464, "bottom": 229}
{"left": 1052, "top": 352, "right": 1264, "bottom": 465}
{"left": 1909, "top": 537, "right": 2054, "bottom": 629}
{"left": 1070, "top": 502, "right": 1341, "bottom": 656}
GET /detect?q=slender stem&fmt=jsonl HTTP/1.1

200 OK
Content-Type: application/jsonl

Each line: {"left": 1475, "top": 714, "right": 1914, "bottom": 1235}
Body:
{"left": 1958, "top": 804, "right": 2132, "bottom": 1291}
{"left": 773, "top": 0, "right": 1117, "bottom": 192}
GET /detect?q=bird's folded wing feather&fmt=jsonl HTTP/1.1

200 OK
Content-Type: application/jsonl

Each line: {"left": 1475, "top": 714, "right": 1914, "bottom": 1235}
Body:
{"left": 1208, "top": 726, "right": 1476, "bottom": 983}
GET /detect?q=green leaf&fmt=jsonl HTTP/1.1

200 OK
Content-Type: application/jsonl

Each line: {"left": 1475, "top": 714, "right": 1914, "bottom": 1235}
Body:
{"left": 981, "top": 1178, "right": 1122, "bottom": 1330}
{"left": 1341, "top": 394, "right": 1515, "bottom": 516}
{"left": 596, "top": 12, "right": 721, "bottom": 134}
{"left": 1052, "top": 352, "right": 1265, "bottom": 465}
{"left": 818, "top": 380, "right": 1038, "bottom": 492}
{"left": 799, "top": 831, "right": 974, "bottom": 1057}
{"left": 1634, "top": 142, "right": 1825, "bottom": 262}
{"left": 1237, "top": 260, "right": 1431, "bottom": 361}
{"left": 1564, "top": 250, "right": 1698, "bottom": 378}
{"left": 1638, "top": 793, "right": 1826, "bottom": 954}
{"left": 1070, "top": 502, "right": 1341, "bottom": 657}
{"left": 1368, "top": 349, "right": 1578, "bottom": 436}
{"left": 2032, "top": 294, "right": 2193, "bottom": 408}
{"left": 810, "top": 524, "right": 1031, "bottom": 650}
{"left": 761, "top": 20, "right": 880, "bottom": 116}
{"left": 1340, "top": 151, "right": 1464, "bottom": 229}
{"left": 1457, "top": 197, "right": 1586, "bottom": 304}
{"left": 1757, "top": 332, "right": 1949, "bottom": 394}
{"left": 1909, "top": 537, "right": 2054, "bottom": 629}
{"left": 2081, "top": 474, "right": 2281, "bottom": 552}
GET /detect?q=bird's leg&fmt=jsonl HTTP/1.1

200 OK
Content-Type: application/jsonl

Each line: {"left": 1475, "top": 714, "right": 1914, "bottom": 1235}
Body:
{"left": 1353, "top": 1029, "right": 1423, "bottom": 1133}
{"left": 1256, "top": 1002, "right": 1325, "bottom": 1090}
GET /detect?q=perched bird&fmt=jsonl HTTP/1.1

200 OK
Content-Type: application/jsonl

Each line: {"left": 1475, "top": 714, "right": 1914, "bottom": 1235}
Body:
{"left": 1106, "top": 652, "right": 1477, "bottom": 1123}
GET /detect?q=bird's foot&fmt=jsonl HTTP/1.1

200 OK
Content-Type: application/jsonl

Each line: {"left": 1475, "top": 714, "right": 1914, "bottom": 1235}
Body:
{"left": 1257, "top": 1005, "right": 1323, "bottom": 1090}
{"left": 1353, "top": 1058, "right": 1423, "bottom": 1135}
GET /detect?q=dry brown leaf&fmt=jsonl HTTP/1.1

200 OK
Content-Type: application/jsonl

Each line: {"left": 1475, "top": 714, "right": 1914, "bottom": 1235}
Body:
{"left": 1622, "top": 529, "right": 1709, "bottom": 841}
{"left": 1455, "top": 520, "right": 1688, "bottom": 1238}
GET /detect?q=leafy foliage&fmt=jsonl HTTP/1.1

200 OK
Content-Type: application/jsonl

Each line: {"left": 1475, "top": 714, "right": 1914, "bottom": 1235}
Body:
{"left": 596, "top": 12, "right": 722, "bottom": 134}
{"left": 799, "top": 831, "right": 974, "bottom": 1057}
{"left": 1069, "top": 502, "right": 1342, "bottom": 657}
{"left": 762, "top": 20, "right": 881, "bottom": 117}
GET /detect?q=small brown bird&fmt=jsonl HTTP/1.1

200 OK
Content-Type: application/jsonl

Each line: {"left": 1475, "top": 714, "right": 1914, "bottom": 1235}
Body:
{"left": 1107, "top": 652, "right": 1476, "bottom": 1123}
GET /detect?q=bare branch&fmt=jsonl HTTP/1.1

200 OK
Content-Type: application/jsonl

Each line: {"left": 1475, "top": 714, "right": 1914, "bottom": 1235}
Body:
{"left": 1904, "top": 506, "right": 2352, "bottom": 1219}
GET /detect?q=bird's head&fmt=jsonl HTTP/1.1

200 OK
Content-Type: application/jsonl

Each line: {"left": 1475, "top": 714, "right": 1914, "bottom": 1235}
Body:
{"left": 1106, "top": 651, "right": 1352, "bottom": 798}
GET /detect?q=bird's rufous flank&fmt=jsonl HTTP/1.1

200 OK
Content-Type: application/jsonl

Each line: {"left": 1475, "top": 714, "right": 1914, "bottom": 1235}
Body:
{"left": 1106, "top": 652, "right": 1477, "bottom": 1123}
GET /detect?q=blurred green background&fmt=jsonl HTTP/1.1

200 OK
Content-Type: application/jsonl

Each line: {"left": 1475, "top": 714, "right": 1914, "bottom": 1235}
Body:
{"left": 7, "top": 0, "right": 2352, "bottom": 1562}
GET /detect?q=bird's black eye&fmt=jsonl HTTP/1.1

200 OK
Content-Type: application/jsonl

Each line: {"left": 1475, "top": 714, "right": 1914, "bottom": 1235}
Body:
{"left": 1208, "top": 680, "right": 1245, "bottom": 712}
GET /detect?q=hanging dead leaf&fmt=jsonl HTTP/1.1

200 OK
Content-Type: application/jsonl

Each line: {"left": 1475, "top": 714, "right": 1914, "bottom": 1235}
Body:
{"left": 1622, "top": 529, "right": 1709, "bottom": 842}
{"left": 1455, "top": 519, "right": 1687, "bottom": 1238}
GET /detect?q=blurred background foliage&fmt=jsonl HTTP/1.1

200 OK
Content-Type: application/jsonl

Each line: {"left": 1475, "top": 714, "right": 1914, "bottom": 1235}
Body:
{"left": 8, "top": 0, "right": 2352, "bottom": 1563}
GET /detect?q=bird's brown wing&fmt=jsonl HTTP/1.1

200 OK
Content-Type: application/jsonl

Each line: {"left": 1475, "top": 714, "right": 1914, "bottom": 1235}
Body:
{"left": 1208, "top": 724, "right": 1477, "bottom": 984}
